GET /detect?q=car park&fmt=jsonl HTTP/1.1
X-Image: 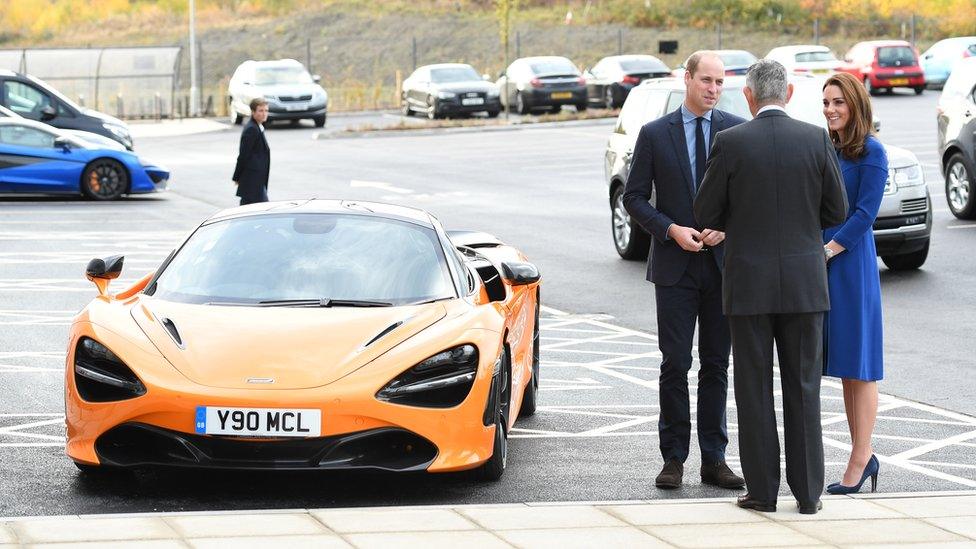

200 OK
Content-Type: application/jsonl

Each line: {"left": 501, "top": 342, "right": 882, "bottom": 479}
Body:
{"left": 496, "top": 56, "right": 587, "bottom": 114}
{"left": 0, "top": 70, "right": 133, "bottom": 150}
{"left": 937, "top": 56, "right": 976, "bottom": 219}
{"left": 838, "top": 40, "right": 926, "bottom": 95}
{"left": 672, "top": 50, "right": 758, "bottom": 77}
{"left": 921, "top": 36, "right": 976, "bottom": 89}
{"left": 605, "top": 74, "right": 931, "bottom": 270}
{"left": 583, "top": 54, "right": 671, "bottom": 109}
{"left": 401, "top": 63, "right": 501, "bottom": 119}
{"left": 765, "top": 44, "right": 842, "bottom": 75}
{"left": 228, "top": 59, "right": 328, "bottom": 127}
{"left": 0, "top": 118, "right": 168, "bottom": 199}
{"left": 65, "top": 200, "right": 541, "bottom": 480}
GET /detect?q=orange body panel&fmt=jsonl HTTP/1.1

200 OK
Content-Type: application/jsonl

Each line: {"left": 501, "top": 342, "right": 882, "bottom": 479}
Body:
{"left": 66, "top": 252, "right": 539, "bottom": 473}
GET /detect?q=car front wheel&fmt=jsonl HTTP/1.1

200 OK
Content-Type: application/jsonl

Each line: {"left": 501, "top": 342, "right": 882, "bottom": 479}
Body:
{"left": 605, "top": 86, "right": 616, "bottom": 109}
{"left": 313, "top": 115, "right": 326, "bottom": 128}
{"left": 864, "top": 76, "right": 877, "bottom": 96}
{"left": 611, "top": 185, "right": 650, "bottom": 260}
{"left": 881, "top": 240, "right": 929, "bottom": 271}
{"left": 81, "top": 159, "right": 129, "bottom": 200}
{"left": 945, "top": 153, "right": 976, "bottom": 219}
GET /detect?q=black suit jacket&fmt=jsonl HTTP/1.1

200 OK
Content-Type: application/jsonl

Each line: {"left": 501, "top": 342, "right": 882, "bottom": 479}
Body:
{"left": 693, "top": 109, "right": 849, "bottom": 315}
{"left": 623, "top": 108, "right": 747, "bottom": 286}
{"left": 233, "top": 120, "right": 270, "bottom": 203}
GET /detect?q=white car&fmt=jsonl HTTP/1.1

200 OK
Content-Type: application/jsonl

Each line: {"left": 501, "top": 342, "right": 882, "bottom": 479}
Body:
{"left": 228, "top": 59, "right": 328, "bottom": 127}
{"left": 765, "top": 45, "right": 843, "bottom": 75}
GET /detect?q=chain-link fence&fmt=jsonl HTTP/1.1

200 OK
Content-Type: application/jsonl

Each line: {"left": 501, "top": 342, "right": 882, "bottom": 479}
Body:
{"left": 0, "top": 46, "right": 181, "bottom": 119}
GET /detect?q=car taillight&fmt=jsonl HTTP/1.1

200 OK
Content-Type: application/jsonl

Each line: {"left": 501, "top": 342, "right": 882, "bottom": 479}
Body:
{"left": 964, "top": 49, "right": 973, "bottom": 58}
{"left": 794, "top": 67, "right": 810, "bottom": 73}
{"left": 530, "top": 78, "right": 543, "bottom": 88}
{"left": 621, "top": 75, "right": 640, "bottom": 85}
{"left": 577, "top": 76, "right": 587, "bottom": 85}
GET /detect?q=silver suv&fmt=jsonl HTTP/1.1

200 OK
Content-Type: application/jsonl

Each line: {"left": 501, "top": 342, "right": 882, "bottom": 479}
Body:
{"left": 606, "top": 74, "right": 931, "bottom": 270}
{"left": 228, "top": 59, "right": 328, "bottom": 127}
{"left": 937, "top": 56, "right": 976, "bottom": 219}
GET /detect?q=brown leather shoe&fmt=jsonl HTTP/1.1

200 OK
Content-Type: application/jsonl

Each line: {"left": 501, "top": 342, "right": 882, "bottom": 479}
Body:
{"left": 736, "top": 494, "right": 776, "bottom": 512}
{"left": 701, "top": 461, "right": 746, "bottom": 489}
{"left": 655, "top": 459, "right": 683, "bottom": 489}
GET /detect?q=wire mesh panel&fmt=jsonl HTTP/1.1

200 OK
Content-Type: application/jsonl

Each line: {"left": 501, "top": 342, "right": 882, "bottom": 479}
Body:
{"left": 22, "top": 49, "right": 101, "bottom": 107}
{"left": 0, "top": 50, "right": 25, "bottom": 72}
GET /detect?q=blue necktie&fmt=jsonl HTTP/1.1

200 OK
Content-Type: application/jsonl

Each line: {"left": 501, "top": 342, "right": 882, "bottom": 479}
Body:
{"left": 695, "top": 116, "right": 706, "bottom": 190}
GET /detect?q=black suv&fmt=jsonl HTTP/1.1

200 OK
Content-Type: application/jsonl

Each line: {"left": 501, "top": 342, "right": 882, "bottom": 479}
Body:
{"left": 938, "top": 57, "right": 976, "bottom": 219}
{"left": 0, "top": 70, "right": 133, "bottom": 150}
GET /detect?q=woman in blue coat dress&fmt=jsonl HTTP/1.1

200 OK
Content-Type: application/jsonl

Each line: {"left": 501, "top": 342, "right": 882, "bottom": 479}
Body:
{"left": 821, "top": 73, "right": 886, "bottom": 494}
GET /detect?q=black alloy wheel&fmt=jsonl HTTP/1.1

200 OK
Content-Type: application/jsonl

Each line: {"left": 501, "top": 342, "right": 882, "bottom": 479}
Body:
{"left": 605, "top": 86, "right": 616, "bottom": 109}
{"left": 515, "top": 91, "right": 530, "bottom": 115}
{"left": 81, "top": 159, "right": 129, "bottom": 201}
{"left": 945, "top": 153, "right": 976, "bottom": 219}
{"left": 486, "top": 110, "right": 500, "bottom": 118}
{"left": 881, "top": 241, "right": 929, "bottom": 271}
{"left": 914, "top": 86, "right": 925, "bottom": 95}
{"left": 313, "top": 115, "right": 326, "bottom": 128}
{"left": 575, "top": 102, "right": 588, "bottom": 112}
{"left": 611, "top": 185, "right": 650, "bottom": 260}
{"left": 476, "top": 413, "right": 507, "bottom": 481}
{"left": 519, "top": 292, "right": 541, "bottom": 418}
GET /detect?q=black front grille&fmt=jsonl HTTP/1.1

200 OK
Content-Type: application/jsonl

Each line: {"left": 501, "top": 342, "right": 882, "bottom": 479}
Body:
{"left": 95, "top": 423, "right": 438, "bottom": 472}
{"left": 874, "top": 213, "right": 927, "bottom": 230}
{"left": 279, "top": 94, "right": 313, "bottom": 102}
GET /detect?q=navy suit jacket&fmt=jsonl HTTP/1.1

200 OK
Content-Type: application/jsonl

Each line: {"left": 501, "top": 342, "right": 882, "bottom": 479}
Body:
{"left": 233, "top": 119, "right": 270, "bottom": 203}
{"left": 623, "top": 107, "right": 746, "bottom": 286}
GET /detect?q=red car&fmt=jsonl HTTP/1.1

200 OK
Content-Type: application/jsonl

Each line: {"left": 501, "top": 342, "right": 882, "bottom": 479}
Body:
{"left": 839, "top": 40, "right": 926, "bottom": 95}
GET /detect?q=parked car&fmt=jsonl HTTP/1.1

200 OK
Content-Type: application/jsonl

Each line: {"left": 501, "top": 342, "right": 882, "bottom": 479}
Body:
{"left": 65, "top": 200, "right": 540, "bottom": 480}
{"left": 937, "top": 56, "right": 976, "bottom": 219}
{"left": 0, "top": 104, "right": 126, "bottom": 151}
{"left": 0, "top": 70, "right": 133, "bottom": 150}
{"left": 0, "top": 118, "right": 168, "bottom": 199}
{"left": 496, "top": 56, "right": 587, "bottom": 114}
{"left": 401, "top": 63, "right": 501, "bottom": 119}
{"left": 605, "top": 74, "right": 931, "bottom": 270}
{"left": 765, "top": 45, "right": 842, "bottom": 75}
{"left": 838, "top": 40, "right": 926, "bottom": 95}
{"left": 583, "top": 55, "right": 671, "bottom": 109}
{"left": 228, "top": 59, "right": 327, "bottom": 127}
{"left": 921, "top": 36, "right": 976, "bottom": 89}
{"left": 671, "top": 50, "right": 758, "bottom": 77}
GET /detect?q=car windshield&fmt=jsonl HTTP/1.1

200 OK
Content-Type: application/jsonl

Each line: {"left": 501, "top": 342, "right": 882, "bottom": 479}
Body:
{"left": 719, "top": 52, "right": 757, "bottom": 66}
{"left": 151, "top": 213, "right": 456, "bottom": 306}
{"left": 619, "top": 58, "right": 668, "bottom": 73}
{"left": 430, "top": 67, "right": 481, "bottom": 83}
{"left": 254, "top": 66, "right": 314, "bottom": 86}
{"left": 878, "top": 46, "right": 916, "bottom": 67}
{"left": 795, "top": 51, "right": 837, "bottom": 63}
{"left": 528, "top": 59, "right": 578, "bottom": 75}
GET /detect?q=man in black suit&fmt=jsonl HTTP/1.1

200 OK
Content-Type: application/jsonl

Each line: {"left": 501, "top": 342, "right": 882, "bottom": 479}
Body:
{"left": 233, "top": 98, "right": 271, "bottom": 205}
{"left": 623, "top": 51, "right": 747, "bottom": 490}
{"left": 694, "top": 59, "right": 848, "bottom": 514}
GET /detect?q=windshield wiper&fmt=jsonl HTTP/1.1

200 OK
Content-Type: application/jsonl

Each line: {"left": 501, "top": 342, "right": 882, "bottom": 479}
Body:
{"left": 257, "top": 298, "right": 393, "bottom": 308}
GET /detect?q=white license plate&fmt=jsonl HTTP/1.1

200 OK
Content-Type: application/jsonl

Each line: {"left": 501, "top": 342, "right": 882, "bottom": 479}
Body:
{"left": 195, "top": 406, "right": 321, "bottom": 437}
{"left": 461, "top": 97, "right": 484, "bottom": 106}
{"left": 285, "top": 103, "right": 307, "bottom": 111}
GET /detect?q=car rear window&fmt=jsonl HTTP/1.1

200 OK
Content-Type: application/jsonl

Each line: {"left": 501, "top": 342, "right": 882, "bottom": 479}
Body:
{"left": 719, "top": 52, "right": 757, "bottom": 67}
{"left": 619, "top": 58, "right": 669, "bottom": 73}
{"left": 878, "top": 47, "right": 916, "bottom": 67}
{"left": 528, "top": 59, "right": 578, "bottom": 76}
{"left": 795, "top": 51, "right": 837, "bottom": 63}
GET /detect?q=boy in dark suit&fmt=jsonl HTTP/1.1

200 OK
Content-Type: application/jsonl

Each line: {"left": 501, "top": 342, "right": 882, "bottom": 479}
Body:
{"left": 233, "top": 97, "right": 271, "bottom": 205}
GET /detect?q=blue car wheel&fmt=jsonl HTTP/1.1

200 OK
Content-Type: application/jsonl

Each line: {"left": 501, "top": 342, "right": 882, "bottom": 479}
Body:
{"left": 82, "top": 158, "right": 129, "bottom": 200}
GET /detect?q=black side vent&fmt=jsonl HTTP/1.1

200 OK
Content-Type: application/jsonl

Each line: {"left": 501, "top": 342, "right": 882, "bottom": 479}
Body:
{"left": 362, "top": 321, "right": 403, "bottom": 349}
{"left": 475, "top": 264, "right": 506, "bottom": 302}
{"left": 161, "top": 317, "right": 184, "bottom": 348}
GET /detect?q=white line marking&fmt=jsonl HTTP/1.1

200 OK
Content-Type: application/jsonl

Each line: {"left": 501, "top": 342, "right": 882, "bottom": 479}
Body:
{"left": 890, "top": 429, "right": 976, "bottom": 460}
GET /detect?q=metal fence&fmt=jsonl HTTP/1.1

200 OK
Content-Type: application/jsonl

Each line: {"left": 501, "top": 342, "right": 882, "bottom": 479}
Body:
{"left": 0, "top": 46, "right": 182, "bottom": 119}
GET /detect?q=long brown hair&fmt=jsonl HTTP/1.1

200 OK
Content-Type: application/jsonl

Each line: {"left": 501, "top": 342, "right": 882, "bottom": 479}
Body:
{"left": 823, "top": 72, "right": 874, "bottom": 159}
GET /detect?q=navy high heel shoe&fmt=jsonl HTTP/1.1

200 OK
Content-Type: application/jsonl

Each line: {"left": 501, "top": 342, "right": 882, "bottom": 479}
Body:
{"left": 827, "top": 455, "right": 879, "bottom": 494}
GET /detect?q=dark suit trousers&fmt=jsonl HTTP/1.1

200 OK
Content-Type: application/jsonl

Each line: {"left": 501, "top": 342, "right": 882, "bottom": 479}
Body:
{"left": 728, "top": 313, "right": 825, "bottom": 505}
{"left": 655, "top": 253, "right": 730, "bottom": 464}
{"left": 240, "top": 187, "right": 269, "bottom": 206}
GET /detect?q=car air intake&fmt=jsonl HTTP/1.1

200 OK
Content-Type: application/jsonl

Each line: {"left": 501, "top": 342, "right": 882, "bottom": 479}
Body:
{"left": 74, "top": 337, "right": 147, "bottom": 402}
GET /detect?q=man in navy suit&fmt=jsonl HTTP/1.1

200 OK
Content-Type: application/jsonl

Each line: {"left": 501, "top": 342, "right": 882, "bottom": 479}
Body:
{"left": 623, "top": 51, "right": 746, "bottom": 490}
{"left": 233, "top": 98, "right": 271, "bottom": 205}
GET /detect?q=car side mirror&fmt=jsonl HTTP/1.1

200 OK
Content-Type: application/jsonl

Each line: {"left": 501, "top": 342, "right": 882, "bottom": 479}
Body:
{"left": 53, "top": 136, "right": 72, "bottom": 151}
{"left": 500, "top": 261, "right": 540, "bottom": 286}
{"left": 86, "top": 255, "right": 124, "bottom": 296}
{"left": 40, "top": 105, "right": 56, "bottom": 121}
{"left": 312, "top": 74, "right": 322, "bottom": 83}
{"left": 242, "top": 80, "right": 252, "bottom": 86}
{"left": 873, "top": 118, "right": 881, "bottom": 132}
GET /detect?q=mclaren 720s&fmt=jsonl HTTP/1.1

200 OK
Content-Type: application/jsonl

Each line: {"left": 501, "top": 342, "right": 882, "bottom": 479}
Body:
{"left": 65, "top": 199, "right": 541, "bottom": 480}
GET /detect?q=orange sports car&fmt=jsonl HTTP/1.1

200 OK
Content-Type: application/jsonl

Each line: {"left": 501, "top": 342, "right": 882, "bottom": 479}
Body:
{"left": 65, "top": 199, "right": 541, "bottom": 480}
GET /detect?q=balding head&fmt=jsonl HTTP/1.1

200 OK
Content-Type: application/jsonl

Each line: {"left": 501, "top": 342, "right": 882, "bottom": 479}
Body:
{"left": 685, "top": 51, "right": 723, "bottom": 77}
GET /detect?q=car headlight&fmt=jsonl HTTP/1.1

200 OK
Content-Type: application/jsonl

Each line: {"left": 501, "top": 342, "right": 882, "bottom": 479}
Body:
{"left": 74, "top": 337, "right": 147, "bottom": 402}
{"left": 376, "top": 344, "right": 479, "bottom": 407}
{"left": 886, "top": 163, "right": 924, "bottom": 194}
{"left": 436, "top": 91, "right": 457, "bottom": 99}
{"left": 487, "top": 89, "right": 500, "bottom": 98}
{"left": 313, "top": 89, "right": 327, "bottom": 103}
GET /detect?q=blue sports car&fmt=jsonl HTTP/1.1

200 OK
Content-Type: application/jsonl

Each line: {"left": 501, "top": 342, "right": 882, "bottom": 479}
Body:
{"left": 0, "top": 118, "right": 168, "bottom": 200}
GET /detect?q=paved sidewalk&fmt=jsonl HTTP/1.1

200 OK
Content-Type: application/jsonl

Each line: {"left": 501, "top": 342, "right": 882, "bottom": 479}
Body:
{"left": 1, "top": 492, "right": 974, "bottom": 548}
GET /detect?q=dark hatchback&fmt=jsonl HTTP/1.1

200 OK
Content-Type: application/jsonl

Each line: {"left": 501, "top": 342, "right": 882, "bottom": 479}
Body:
{"left": 401, "top": 63, "right": 501, "bottom": 119}
{"left": 584, "top": 54, "right": 671, "bottom": 109}
{"left": 497, "top": 56, "right": 587, "bottom": 114}
{"left": 0, "top": 70, "right": 133, "bottom": 150}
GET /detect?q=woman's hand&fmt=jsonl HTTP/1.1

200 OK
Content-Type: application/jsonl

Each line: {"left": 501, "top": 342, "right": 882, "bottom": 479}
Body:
{"left": 825, "top": 239, "right": 845, "bottom": 262}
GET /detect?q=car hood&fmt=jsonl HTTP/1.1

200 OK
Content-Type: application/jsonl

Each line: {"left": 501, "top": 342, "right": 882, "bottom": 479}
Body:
{"left": 432, "top": 81, "right": 497, "bottom": 94}
{"left": 81, "top": 108, "right": 127, "bottom": 128}
{"left": 882, "top": 143, "right": 917, "bottom": 169}
{"left": 131, "top": 298, "right": 447, "bottom": 390}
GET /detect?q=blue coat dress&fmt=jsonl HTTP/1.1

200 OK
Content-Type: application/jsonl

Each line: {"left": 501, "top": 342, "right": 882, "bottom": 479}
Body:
{"left": 823, "top": 136, "right": 886, "bottom": 381}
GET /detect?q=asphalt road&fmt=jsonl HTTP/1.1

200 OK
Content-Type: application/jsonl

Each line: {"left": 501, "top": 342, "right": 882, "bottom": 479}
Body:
{"left": 1, "top": 88, "right": 974, "bottom": 516}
